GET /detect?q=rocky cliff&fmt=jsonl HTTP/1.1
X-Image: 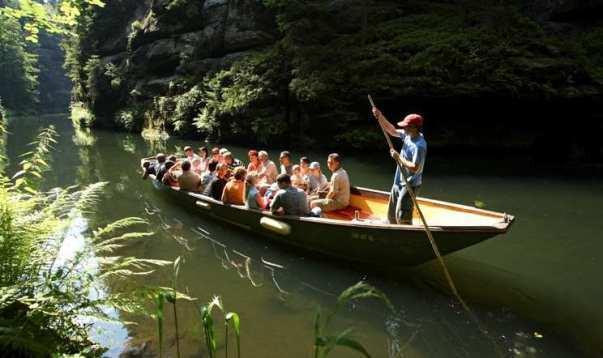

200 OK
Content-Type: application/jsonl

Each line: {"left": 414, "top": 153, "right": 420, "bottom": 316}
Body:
{"left": 70, "top": 0, "right": 603, "bottom": 160}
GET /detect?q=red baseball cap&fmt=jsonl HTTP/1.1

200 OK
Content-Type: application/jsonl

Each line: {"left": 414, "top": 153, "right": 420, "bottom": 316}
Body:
{"left": 397, "top": 113, "right": 423, "bottom": 128}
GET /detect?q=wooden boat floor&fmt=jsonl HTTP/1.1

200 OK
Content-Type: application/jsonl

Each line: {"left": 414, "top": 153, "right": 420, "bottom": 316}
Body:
{"left": 325, "top": 191, "right": 506, "bottom": 227}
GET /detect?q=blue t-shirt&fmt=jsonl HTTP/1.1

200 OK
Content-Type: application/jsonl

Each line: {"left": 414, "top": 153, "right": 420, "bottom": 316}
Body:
{"left": 393, "top": 131, "right": 427, "bottom": 187}
{"left": 246, "top": 186, "right": 261, "bottom": 210}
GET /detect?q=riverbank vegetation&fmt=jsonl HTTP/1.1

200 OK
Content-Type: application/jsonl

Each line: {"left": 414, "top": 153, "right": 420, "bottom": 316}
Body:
{"left": 55, "top": 0, "right": 603, "bottom": 160}
{"left": 0, "top": 0, "right": 101, "bottom": 112}
{"left": 0, "top": 112, "right": 175, "bottom": 355}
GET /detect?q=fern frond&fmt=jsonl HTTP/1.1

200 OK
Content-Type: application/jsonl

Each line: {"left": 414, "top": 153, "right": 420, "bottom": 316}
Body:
{"left": 92, "top": 217, "right": 149, "bottom": 241}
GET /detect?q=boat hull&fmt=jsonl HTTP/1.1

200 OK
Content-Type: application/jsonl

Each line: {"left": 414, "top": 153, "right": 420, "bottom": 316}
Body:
{"left": 150, "top": 179, "right": 510, "bottom": 267}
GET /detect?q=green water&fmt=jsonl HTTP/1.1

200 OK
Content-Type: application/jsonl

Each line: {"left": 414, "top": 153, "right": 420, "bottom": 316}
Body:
{"left": 7, "top": 115, "right": 601, "bottom": 357}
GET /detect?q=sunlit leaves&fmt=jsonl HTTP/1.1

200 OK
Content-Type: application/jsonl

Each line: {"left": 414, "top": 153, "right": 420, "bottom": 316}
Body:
{"left": 1, "top": 0, "right": 105, "bottom": 43}
{"left": 0, "top": 125, "right": 170, "bottom": 355}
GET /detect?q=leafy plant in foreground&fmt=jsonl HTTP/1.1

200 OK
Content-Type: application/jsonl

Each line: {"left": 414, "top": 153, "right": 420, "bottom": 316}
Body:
{"left": 200, "top": 296, "right": 241, "bottom": 358}
{"left": 0, "top": 124, "right": 170, "bottom": 355}
{"left": 313, "top": 281, "right": 394, "bottom": 358}
{"left": 150, "top": 256, "right": 195, "bottom": 358}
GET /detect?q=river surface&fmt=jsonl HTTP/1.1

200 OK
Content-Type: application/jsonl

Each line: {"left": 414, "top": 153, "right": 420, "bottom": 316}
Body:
{"left": 6, "top": 115, "right": 602, "bottom": 357}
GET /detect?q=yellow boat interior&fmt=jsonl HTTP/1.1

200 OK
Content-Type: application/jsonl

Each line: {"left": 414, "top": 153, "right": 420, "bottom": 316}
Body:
{"left": 325, "top": 187, "right": 512, "bottom": 228}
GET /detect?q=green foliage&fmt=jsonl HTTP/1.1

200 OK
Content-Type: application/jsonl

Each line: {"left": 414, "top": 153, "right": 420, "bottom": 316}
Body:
{"left": 154, "top": 291, "right": 166, "bottom": 358}
{"left": 0, "top": 10, "right": 39, "bottom": 110}
{"left": 0, "top": 103, "right": 6, "bottom": 173}
{"left": 1, "top": 0, "right": 105, "bottom": 43}
{"left": 0, "top": 99, "right": 5, "bottom": 122}
{"left": 127, "top": 19, "right": 145, "bottom": 51}
{"left": 0, "top": 0, "right": 105, "bottom": 111}
{"left": 66, "top": 0, "right": 603, "bottom": 151}
{"left": 578, "top": 26, "right": 603, "bottom": 82}
{"left": 193, "top": 49, "right": 287, "bottom": 142}
{"left": 171, "top": 86, "right": 203, "bottom": 134}
{"left": 165, "top": 0, "right": 190, "bottom": 11}
{"left": 199, "top": 296, "right": 241, "bottom": 358}
{"left": 313, "top": 281, "right": 393, "bottom": 358}
{"left": 225, "top": 311, "right": 241, "bottom": 358}
{"left": 114, "top": 102, "right": 148, "bottom": 132}
{"left": 117, "top": 110, "right": 135, "bottom": 130}
{"left": 104, "top": 62, "right": 123, "bottom": 89}
{"left": 11, "top": 125, "right": 57, "bottom": 193}
{"left": 170, "top": 256, "right": 183, "bottom": 358}
{"left": 71, "top": 101, "right": 95, "bottom": 127}
{"left": 334, "top": 127, "right": 383, "bottom": 150}
{"left": 83, "top": 55, "right": 102, "bottom": 104}
{"left": 0, "top": 125, "right": 171, "bottom": 356}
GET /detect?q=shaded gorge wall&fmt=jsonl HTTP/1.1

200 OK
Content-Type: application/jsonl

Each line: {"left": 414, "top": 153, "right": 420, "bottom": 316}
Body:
{"left": 69, "top": 0, "right": 603, "bottom": 162}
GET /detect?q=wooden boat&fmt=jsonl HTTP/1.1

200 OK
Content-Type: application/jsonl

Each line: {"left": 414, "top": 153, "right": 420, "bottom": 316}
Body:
{"left": 142, "top": 160, "right": 514, "bottom": 267}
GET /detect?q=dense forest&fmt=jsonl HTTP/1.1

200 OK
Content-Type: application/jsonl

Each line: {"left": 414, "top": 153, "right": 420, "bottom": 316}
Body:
{"left": 2, "top": 0, "right": 603, "bottom": 158}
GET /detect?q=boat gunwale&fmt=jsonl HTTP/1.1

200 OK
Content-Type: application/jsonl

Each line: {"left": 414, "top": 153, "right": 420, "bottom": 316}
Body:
{"left": 144, "top": 168, "right": 514, "bottom": 234}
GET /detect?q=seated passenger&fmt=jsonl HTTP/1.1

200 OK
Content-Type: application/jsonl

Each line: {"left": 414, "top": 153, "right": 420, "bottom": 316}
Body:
{"left": 161, "top": 161, "right": 178, "bottom": 186}
{"left": 203, "top": 163, "right": 228, "bottom": 200}
{"left": 257, "top": 150, "right": 278, "bottom": 185}
{"left": 310, "top": 153, "right": 350, "bottom": 214}
{"left": 201, "top": 159, "right": 218, "bottom": 190}
{"left": 222, "top": 167, "right": 247, "bottom": 205}
{"left": 192, "top": 157, "right": 203, "bottom": 175}
{"left": 223, "top": 151, "right": 243, "bottom": 169}
{"left": 184, "top": 146, "right": 199, "bottom": 162}
{"left": 219, "top": 148, "right": 229, "bottom": 164}
{"left": 154, "top": 153, "right": 169, "bottom": 181}
{"left": 299, "top": 157, "right": 311, "bottom": 177}
{"left": 306, "top": 161, "right": 329, "bottom": 196}
{"left": 211, "top": 147, "right": 221, "bottom": 163}
{"left": 291, "top": 164, "right": 307, "bottom": 190}
{"left": 197, "top": 146, "right": 210, "bottom": 173}
{"left": 142, "top": 161, "right": 152, "bottom": 176}
{"left": 177, "top": 160, "right": 202, "bottom": 192}
{"left": 279, "top": 151, "right": 293, "bottom": 175}
{"left": 270, "top": 174, "right": 309, "bottom": 216}
{"left": 245, "top": 172, "right": 265, "bottom": 210}
{"left": 168, "top": 154, "right": 178, "bottom": 163}
{"left": 143, "top": 153, "right": 166, "bottom": 179}
{"left": 247, "top": 150, "right": 260, "bottom": 172}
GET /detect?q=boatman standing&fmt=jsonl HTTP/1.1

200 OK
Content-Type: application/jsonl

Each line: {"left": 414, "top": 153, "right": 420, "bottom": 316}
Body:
{"left": 372, "top": 107, "right": 427, "bottom": 224}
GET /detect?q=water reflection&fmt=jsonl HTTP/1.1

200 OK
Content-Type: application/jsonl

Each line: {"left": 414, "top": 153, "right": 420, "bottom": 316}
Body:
{"left": 73, "top": 125, "right": 96, "bottom": 147}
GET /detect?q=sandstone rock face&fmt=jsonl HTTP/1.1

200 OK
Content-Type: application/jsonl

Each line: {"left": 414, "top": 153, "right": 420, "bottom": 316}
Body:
{"left": 75, "top": 0, "right": 602, "bottom": 161}
{"left": 81, "top": 0, "right": 277, "bottom": 123}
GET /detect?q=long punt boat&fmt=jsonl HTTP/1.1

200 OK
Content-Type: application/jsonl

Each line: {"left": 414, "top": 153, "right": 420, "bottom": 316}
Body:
{"left": 142, "top": 160, "right": 514, "bottom": 267}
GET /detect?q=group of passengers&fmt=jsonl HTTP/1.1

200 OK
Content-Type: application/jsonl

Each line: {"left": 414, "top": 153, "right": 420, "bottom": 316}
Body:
{"left": 143, "top": 146, "right": 351, "bottom": 217}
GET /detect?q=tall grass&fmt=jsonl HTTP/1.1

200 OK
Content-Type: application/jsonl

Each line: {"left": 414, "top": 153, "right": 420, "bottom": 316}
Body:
{"left": 0, "top": 123, "right": 171, "bottom": 355}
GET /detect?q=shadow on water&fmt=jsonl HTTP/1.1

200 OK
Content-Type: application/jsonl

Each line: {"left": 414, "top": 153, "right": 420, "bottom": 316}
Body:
{"left": 6, "top": 114, "right": 597, "bottom": 357}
